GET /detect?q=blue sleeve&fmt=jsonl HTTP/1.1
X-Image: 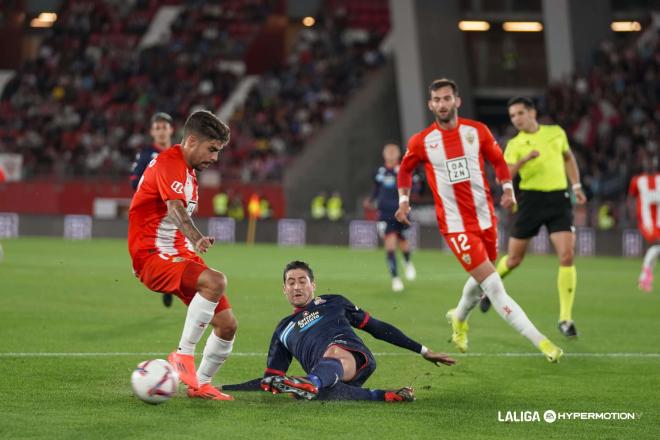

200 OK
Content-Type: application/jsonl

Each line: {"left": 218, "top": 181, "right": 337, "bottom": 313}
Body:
{"left": 130, "top": 149, "right": 151, "bottom": 190}
{"left": 339, "top": 296, "right": 370, "bottom": 328}
{"left": 264, "top": 328, "right": 292, "bottom": 377}
{"left": 360, "top": 316, "right": 423, "bottom": 353}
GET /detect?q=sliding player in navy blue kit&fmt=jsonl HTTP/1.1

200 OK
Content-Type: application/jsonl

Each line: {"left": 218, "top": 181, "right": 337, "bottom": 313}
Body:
{"left": 223, "top": 261, "right": 454, "bottom": 401}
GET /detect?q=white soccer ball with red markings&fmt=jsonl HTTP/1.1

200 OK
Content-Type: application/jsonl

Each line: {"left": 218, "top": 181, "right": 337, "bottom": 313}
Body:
{"left": 131, "top": 359, "right": 179, "bottom": 404}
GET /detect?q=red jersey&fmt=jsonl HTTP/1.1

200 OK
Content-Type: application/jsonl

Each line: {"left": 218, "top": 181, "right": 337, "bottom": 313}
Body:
{"left": 628, "top": 173, "right": 660, "bottom": 242}
{"left": 128, "top": 145, "right": 199, "bottom": 267}
{"left": 398, "top": 118, "right": 510, "bottom": 234}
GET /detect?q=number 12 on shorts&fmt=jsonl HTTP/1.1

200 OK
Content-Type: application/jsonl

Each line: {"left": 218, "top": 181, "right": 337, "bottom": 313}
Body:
{"left": 449, "top": 233, "right": 471, "bottom": 253}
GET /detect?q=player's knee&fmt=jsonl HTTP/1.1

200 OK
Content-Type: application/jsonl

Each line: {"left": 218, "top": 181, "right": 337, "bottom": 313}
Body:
{"left": 508, "top": 254, "right": 523, "bottom": 269}
{"left": 558, "top": 251, "right": 574, "bottom": 266}
{"left": 201, "top": 271, "right": 227, "bottom": 302}
{"left": 323, "top": 345, "right": 344, "bottom": 359}
{"left": 218, "top": 315, "right": 238, "bottom": 340}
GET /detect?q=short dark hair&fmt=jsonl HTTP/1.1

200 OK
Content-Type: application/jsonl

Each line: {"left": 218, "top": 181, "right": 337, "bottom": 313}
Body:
{"left": 429, "top": 78, "right": 459, "bottom": 97}
{"left": 507, "top": 96, "right": 535, "bottom": 110}
{"left": 151, "top": 112, "right": 173, "bottom": 125}
{"left": 182, "top": 110, "right": 230, "bottom": 144}
{"left": 283, "top": 260, "right": 314, "bottom": 283}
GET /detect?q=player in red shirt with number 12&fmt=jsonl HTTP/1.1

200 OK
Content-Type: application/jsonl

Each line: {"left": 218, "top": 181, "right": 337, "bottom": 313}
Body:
{"left": 396, "top": 79, "right": 563, "bottom": 362}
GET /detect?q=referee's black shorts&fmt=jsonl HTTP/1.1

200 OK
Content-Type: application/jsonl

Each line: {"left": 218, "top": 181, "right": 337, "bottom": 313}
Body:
{"left": 510, "top": 190, "right": 574, "bottom": 239}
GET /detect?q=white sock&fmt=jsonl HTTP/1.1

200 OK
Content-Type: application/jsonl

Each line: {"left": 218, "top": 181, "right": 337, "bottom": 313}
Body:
{"left": 642, "top": 245, "right": 660, "bottom": 270}
{"left": 177, "top": 293, "right": 218, "bottom": 355}
{"left": 480, "top": 272, "right": 545, "bottom": 347}
{"left": 197, "top": 333, "right": 234, "bottom": 385}
{"left": 455, "top": 277, "right": 482, "bottom": 321}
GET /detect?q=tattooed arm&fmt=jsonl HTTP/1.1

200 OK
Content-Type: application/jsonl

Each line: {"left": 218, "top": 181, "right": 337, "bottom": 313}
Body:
{"left": 166, "top": 199, "right": 214, "bottom": 253}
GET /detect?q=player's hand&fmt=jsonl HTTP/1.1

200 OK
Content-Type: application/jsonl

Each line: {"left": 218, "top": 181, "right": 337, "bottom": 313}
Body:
{"left": 574, "top": 188, "right": 587, "bottom": 205}
{"left": 423, "top": 350, "right": 456, "bottom": 366}
{"left": 524, "top": 150, "right": 540, "bottom": 162}
{"left": 195, "top": 236, "right": 215, "bottom": 254}
{"left": 500, "top": 188, "right": 516, "bottom": 210}
{"left": 395, "top": 202, "right": 411, "bottom": 225}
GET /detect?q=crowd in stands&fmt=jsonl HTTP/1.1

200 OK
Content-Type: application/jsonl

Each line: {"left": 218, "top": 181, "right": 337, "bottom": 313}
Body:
{"left": 0, "top": 0, "right": 271, "bottom": 178}
{"left": 543, "top": 29, "right": 658, "bottom": 204}
{"left": 0, "top": 0, "right": 655, "bottom": 217}
{"left": 0, "top": 0, "right": 388, "bottom": 183}
{"left": 487, "top": 23, "right": 658, "bottom": 229}
{"left": 218, "top": 4, "right": 388, "bottom": 182}
{"left": 1, "top": 0, "right": 163, "bottom": 177}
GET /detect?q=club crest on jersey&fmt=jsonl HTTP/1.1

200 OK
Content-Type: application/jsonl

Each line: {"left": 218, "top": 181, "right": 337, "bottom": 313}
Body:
{"left": 313, "top": 297, "right": 326, "bottom": 305}
{"left": 171, "top": 181, "right": 184, "bottom": 194}
{"left": 461, "top": 253, "right": 472, "bottom": 265}
{"left": 465, "top": 131, "right": 475, "bottom": 145}
{"left": 446, "top": 157, "right": 470, "bottom": 183}
{"left": 172, "top": 257, "right": 185, "bottom": 263}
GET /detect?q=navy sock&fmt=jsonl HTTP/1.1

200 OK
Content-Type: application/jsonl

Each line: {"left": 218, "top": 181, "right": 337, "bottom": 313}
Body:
{"left": 317, "top": 382, "right": 383, "bottom": 401}
{"left": 369, "top": 389, "right": 386, "bottom": 401}
{"left": 386, "top": 251, "right": 398, "bottom": 277}
{"left": 402, "top": 251, "right": 411, "bottom": 263}
{"left": 308, "top": 357, "right": 343, "bottom": 389}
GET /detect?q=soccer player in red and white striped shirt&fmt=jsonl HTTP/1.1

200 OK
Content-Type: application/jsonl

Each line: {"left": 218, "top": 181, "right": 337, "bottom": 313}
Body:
{"left": 395, "top": 78, "right": 563, "bottom": 362}
{"left": 628, "top": 163, "right": 660, "bottom": 292}
{"left": 129, "top": 110, "right": 236, "bottom": 399}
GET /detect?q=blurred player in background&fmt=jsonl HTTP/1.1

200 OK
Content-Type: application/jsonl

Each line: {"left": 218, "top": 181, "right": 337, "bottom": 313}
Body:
{"left": 130, "top": 112, "right": 174, "bottom": 190}
{"left": 130, "top": 112, "right": 175, "bottom": 308}
{"left": 364, "top": 143, "right": 416, "bottom": 292}
{"left": 128, "top": 110, "right": 237, "bottom": 400}
{"left": 628, "top": 160, "right": 660, "bottom": 292}
{"left": 222, "top": 260, "right": 454, "bottom": 401}
{"left": 479, "top": 97, "right": 587, "bottom": 339}
{"left": 396, "top": 78, "right": 563, "bottom": 362}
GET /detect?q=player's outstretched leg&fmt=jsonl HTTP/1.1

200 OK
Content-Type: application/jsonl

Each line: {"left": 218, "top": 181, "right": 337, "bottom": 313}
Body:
{"left": 480, "top": 272, "right": 563, "bottom": 363}
{"left": 639, "top": 245, "right": 660, "bottom": 292}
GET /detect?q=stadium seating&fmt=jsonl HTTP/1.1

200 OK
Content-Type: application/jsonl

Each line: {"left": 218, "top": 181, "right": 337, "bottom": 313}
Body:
{"left": 542, "top": 32, "right": 658, "bottom": 203}
{"left": 221, "top": 1, "right": 389, "bottom": 183}
{"left": 0, "top": 0, "right": 272, "bottom": 178}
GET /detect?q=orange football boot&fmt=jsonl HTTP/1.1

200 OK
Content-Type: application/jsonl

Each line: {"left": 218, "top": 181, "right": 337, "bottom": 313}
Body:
{"left": 187, "top": 384, "right": 234, "bottom": 401}
{"left": 167, "top": 352, "right": 199, "bottom": 389}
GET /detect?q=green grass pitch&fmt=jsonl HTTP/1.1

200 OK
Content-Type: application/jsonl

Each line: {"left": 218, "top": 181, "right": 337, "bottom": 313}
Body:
{"left": 0, "top": 237, "right": 658, "bottom": 439}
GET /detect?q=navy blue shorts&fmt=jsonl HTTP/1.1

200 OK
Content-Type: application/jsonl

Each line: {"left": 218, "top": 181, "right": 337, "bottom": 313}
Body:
{"left": 377, "top": 218, "right": 409, "bottom": 240}
{"left": 326, "top": 339, "right": 377, "bottom": 387}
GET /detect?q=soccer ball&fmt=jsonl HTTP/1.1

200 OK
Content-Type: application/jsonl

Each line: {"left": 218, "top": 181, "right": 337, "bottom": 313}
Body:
{"left": 131, "top": 359, "right": 179, "bottom": 404}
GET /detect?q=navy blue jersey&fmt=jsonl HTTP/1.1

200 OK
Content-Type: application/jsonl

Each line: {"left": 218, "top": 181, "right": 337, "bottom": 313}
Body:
{"left": 372, "top": 166, "right": 400, "bottom": 220}
{"left": 130, "top": 145, "right": 166, "bottom": 190}
{"left": 265, "top": 295, "right": 373, "bottom": 376}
